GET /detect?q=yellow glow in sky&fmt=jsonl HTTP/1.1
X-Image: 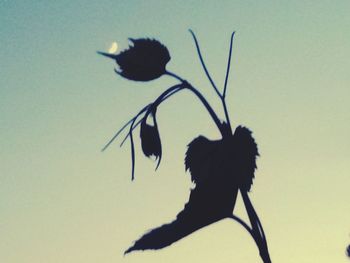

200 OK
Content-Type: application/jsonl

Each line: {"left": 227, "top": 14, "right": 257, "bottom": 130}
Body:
{"left": 108, "top": 42, "right": 118, "bottom": 54}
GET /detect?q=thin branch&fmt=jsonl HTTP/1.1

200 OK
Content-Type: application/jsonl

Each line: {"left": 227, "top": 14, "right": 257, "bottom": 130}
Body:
{"left": 229, "top": 214, "right": 255, "bottom": 238}
{"left": 120, "top": 85, "right": 184, "bottom": 147}
{"left": 186, "top": 84, "right": 224, "bottom": 134}
{"left": 165, "top": 71, "right": 225, "bottom": 136}
{"left": 222, "top": 99, "right": 232, "bottom": 134}
{"left": 103, "top": 83, "right": 184, "bottom": 151}
{"left": 120, "top": 118, "right": 143, "bottom": 147}
{"left": 223, "top": 32, "right": 235, "bottom": 98}
{"left": 153, "top": 112, "right": 162, "bottom": 170}
{"left": 165, "top": 71, "right": 185, "bottom": 82}
{"left": 241, "top": 190, "right": 267, "bottom": 242}
{"left": 125, "top": 85, "right": 182, "bottom": 180}
{"left": 241, "top": 190, "right": 271, "bottom": 263}
{"left": 241, "top": 190, "right": 258, "bottom": 233}
{"left": 101, "top": 119, "right": 133, "bottom": 152}
{"left": 144, "top": 83, "right": 185, "bottom": 119}
{"left": 129, "top": 117, "right": 137, "bottom": 180}
{"left": 220, "top": 32, "right": 236, "bottom": 134}
{"left": 188, "top": 30, "right": 221, "bottom": 98}
{"left": 101, "top": 105, "right": 150, "bottom": 152}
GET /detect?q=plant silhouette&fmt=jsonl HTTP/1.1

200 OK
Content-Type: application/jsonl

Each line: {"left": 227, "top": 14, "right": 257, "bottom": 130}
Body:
{"left": 98, "top": 30, "right": 272, "bottom": 263}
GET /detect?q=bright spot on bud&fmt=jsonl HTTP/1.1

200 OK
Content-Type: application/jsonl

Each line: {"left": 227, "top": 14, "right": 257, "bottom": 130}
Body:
{"left": 108, "top": 42, "right": 118, "bottom": 54}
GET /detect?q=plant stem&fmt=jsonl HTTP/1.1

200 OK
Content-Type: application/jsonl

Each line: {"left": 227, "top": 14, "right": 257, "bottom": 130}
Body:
{"left": 107, "top": 84, "right": 184, "bottom": 149}
{"left": 221, "top": 32, "right": 236, "bottom": 134}
{"left": 222, "top": 98, "right": 232, "bottom": 134}
{"left": 129, "top": 117, "right": 137, "bottom": 181}
{"left": 241, "top": 190, "right": 272, "bottom": 263}
{"left": 188, "top": 30, "right": 222, "bottom": 98}
{"left": 229, "top": 214, "right": 255, "bottom": 239}
{"left": 170, "top": 30, "right": 236, "bottom": 135}
{"left": 101, "top": 105, "right": 151, "bottom": 152}
{"left": 165, "top": 71, "right": 225, "bottom": 136}
{"left": 164, "top": 70, "right": 185, "bottom": 82}
{"left": 223, "top": 32, "right": 235, "bottom": 98}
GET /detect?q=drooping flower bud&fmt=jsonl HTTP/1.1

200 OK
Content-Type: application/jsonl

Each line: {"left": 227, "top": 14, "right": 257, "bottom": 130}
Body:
{"left": 140, "top": 111, "right": 162, "bottom": 168}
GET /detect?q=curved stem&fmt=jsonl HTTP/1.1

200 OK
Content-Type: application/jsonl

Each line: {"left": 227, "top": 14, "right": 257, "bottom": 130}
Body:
{"left": 186, "top": 85, "right": 224, "bottom": 134}
{"left": 241, "top": 190, "right": 271, "bottom": 263}
{"left": 220, "top": 32, "right": 235, "bottom": 134}
{"left": 165, "top": 71, "right": 185, "bottom": 82}
{"left": 241, "top": 190, "right": 267, "bottom": 243}
{"left": 188, "top": 30, "right": 222, "bottom": 98}
{"left": 222, "top": 98, "right": 232, "bottom": 134}
{"left": 229, "top": 214, "right": 255, "bottom": 239}
{"left": 165, "top": 71, "right": 225, "bottom": 136}
{"left": 120, "top": 85, "right": 185, "bottom": 180}
{"left": 120, "top": 118, "right": 143, "bottom": 147}
{"left": 102, "top": 119, "right": 133, "bottom": 152}
{"left": 223, "top": 32, "right": 235, "bottom": 98}
{"left": 101, "top": 105, "right": 150, "bottom": 152}
{"left": 120, "top": 84, "right": 185, "bottom": 147}
{"left": 144, "top": 83, "right": 184, "bottom": 119}
{"left": 152, "top": 111, "right": 162, "bottom": 170}
{"left": 129, "top": 117, "right": 137, "bottom": 181}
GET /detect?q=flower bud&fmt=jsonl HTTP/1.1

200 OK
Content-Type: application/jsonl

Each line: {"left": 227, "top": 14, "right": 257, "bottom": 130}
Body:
{"left": 98, "top": 38, "right": 170, "bottom": 81}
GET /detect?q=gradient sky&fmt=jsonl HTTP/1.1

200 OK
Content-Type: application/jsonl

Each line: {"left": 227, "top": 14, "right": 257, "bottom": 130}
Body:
{"left": 1, "top": 1, "right": 350, "bottom": 262}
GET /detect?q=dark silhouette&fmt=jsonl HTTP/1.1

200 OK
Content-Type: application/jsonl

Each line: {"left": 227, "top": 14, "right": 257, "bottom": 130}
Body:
{"left": 347, "top": 244, "right": 350, "bottom": 258}
{"left": 125, "top": 126, "right": 258, "bottom": 253}
{"left": 98, "top": 38, "right": 170, "bottom": 81}
{"left": 98, "top": 30, "right": 272, "bottom": 263}
{"left": 139, "top": 107, "right": 162, "bottom": 168}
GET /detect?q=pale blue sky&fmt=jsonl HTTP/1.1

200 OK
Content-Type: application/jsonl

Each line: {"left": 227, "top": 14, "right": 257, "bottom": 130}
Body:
{"left": 1, "top": 1, "right": 350, "bottom": 262}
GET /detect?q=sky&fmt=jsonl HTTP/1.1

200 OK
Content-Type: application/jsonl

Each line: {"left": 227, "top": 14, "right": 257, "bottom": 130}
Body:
{"left": 1, "top": 1, "right": 350, "bottom": 262}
